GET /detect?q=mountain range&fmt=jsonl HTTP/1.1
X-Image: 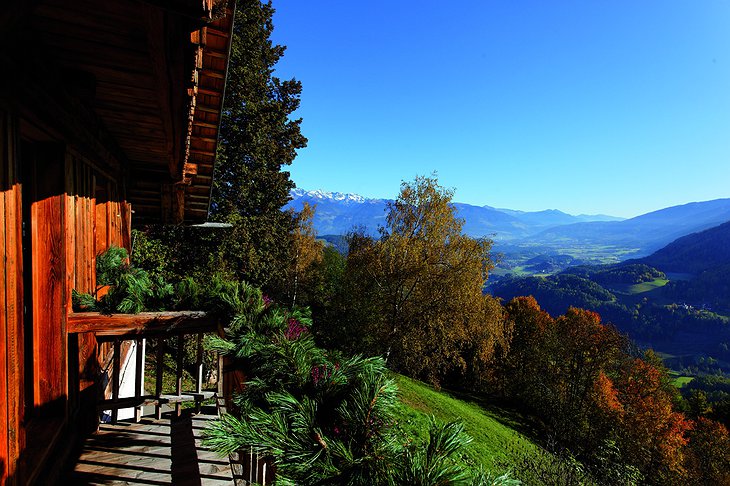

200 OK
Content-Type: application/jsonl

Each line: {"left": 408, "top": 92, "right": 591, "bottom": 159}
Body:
{"left": 286, "top": 188, "right": 623, "bottom": 240}
{"left": 286, "top": 189, "right": 730, "bottom": 258}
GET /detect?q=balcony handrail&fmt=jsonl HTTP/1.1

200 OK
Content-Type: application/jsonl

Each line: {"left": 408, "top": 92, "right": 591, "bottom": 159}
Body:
{"left": 67, "top": 310, "right": 219, "bottom": 337}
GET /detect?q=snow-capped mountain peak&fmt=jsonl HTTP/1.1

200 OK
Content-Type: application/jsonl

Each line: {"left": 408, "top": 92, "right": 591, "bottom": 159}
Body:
{"left": 291, "top": 188, "right": 366, "bottom": 203}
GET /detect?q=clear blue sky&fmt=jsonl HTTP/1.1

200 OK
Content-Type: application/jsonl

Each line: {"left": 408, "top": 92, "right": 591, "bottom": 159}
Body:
{"left": 270, "top": 1, "right": 730, "bottom": 218}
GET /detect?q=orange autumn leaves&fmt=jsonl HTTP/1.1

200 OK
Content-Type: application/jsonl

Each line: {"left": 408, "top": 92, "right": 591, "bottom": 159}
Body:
{"left": 594, "top": 371, "right": 622, "bottom": 415}
{"left": 501, "top": 296, "right": 726, "bottom": 483}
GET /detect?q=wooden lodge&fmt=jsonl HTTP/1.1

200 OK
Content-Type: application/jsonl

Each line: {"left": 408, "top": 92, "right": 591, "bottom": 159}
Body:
{"left": 0, "top": 0, "right": 236, "bottom": 483}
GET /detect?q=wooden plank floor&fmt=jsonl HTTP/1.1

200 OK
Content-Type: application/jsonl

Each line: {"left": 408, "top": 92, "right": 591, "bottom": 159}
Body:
{"left": 65, "top": 406, "right": 234, "bottom": 485}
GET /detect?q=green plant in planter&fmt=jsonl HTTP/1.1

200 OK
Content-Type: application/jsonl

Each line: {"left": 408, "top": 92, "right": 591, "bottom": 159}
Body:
{"left": 72, "top": 246, "right": 175, "bottom": 314}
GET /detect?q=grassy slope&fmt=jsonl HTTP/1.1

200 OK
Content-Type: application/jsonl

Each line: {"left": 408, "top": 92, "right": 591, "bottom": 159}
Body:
{"left": 668, "top": 370, "right": 694, "bottom": 388}
{"left": 393, "top": 374, "right": 544, "bottom": 473}
{"left": 607, "top": 277, "right": 668, "bottom": 295}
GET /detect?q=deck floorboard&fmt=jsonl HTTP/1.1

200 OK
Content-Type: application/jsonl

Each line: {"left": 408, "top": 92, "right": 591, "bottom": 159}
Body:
{"left": 65, "top": 406, "right": 233, "bottom": 485}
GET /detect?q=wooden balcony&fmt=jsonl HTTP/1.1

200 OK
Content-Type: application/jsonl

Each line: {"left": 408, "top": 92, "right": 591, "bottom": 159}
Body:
{"left": 63, "top": 311, "right": 260, "bottom": 485}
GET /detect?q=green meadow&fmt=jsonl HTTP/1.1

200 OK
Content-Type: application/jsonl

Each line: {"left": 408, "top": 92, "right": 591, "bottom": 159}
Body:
{"left": 393, "top": 374, "right": 544, "bottom": 474}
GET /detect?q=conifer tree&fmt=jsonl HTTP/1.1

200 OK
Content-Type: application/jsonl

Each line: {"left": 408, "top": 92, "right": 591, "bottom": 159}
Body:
{"left": 211, "top": 0, "right": 307, "bottom": 294}
{"left": 203, "top": 287, "right": 486, "bottom": 485}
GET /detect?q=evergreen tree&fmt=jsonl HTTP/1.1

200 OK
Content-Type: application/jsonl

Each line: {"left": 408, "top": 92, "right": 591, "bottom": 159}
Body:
{"left": 211, "top": 0, "right": 307, "bottom": 294}
{"left": 203, "top": 285, "right": 497, "bottom": 485}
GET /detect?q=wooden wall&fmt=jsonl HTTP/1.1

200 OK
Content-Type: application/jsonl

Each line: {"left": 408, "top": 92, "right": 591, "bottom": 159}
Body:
{"left": 30, "top": 195, "right": 68, "bottom": 410}
{"left": 0, "top": 111, "right": 25, "bottom": 485}
{"left": 0, "top": 110, "right": 132, "bottom": 484}
{"left": 95, "top": 195, "right": 132, "bottom": 253}
{"left": 68, "top": 153, "right": 132, "bottom": 433}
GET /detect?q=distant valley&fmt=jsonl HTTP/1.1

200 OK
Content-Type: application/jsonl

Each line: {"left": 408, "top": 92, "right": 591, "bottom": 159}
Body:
{"left": 287, "top": 189, "right": 730, "bottom": 270}
{"left": 286, "top": 188, "right": 730, "bottom": 443}
{"left": 491, "top": 220, "right": 730, "bottom": 375}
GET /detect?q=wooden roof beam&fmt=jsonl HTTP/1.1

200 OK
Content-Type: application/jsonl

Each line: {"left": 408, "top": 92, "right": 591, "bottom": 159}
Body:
{"left": 140, "top": 0, "right": 213, "bottom": 23}
{"left": 161, "top": 182, "right": 186, "bottom": 223}
{"left": 144, "top": 6, "right": 178, "bottom": 182}
{"left": 0, "top": 0, "right": 43, "bottom": 44}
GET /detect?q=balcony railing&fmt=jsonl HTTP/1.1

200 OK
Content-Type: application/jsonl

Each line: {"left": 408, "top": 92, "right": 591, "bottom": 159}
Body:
{"left": 68, "top": 311, "right": 222, "bottom": 423}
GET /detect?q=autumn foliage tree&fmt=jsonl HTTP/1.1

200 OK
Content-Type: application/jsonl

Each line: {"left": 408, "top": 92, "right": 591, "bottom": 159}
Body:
{"left": 551, "top": 308, "right": 626, "bottom": 448}
{"left": 286, "top": 202, "right": 324, "bottom": 307}
{"left": 684, "top": 417, "right": 730, "bottom": 485}
{"left": 504, "top": 303, "right": 627, "bottom": 453}
{"left": 499, "top": 296, "right": 555, "bottom": 406}
{"left": 498, "top": 297, "right": 700, "bottom": 484}
{"left": 340, "top": 176, "right": 510, "bottom": 387}
{"left": 612, "top": 357, "right": 693, "bottom": 482}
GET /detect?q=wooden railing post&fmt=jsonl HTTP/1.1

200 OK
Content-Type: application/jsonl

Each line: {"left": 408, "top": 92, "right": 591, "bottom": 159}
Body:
{"left": 155, "top": 338, "right": 164, "bottom": 420}
{"left": 111, "top": 339, "right": 121, "bottom": 424}
{"left": 67, "top": 314, "right": 224, "bottom": 426}
{"left": 195, "top": 333, "right": 203, "bottom": 413}
{"left": 175, "top": 335, "right": 184, "bottom": 417}
{"left": 250, "top": 446, "right": 254, "bottom": 485}
{"left": 134, "top": 338, "right": 144, "bottom": 422}
{"left": 217, "top": 351, "right": 223, "bottom": 398}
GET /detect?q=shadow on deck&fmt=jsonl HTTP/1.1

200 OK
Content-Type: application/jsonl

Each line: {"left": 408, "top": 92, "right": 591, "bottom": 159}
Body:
{"left": 64, "top": 405, "right": 234, "bottom": 485}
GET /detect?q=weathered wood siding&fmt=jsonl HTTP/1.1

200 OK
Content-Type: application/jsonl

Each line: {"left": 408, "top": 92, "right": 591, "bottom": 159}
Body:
{"left": 31, "top": 195, "right": 68, "bottom": 408}
{"left": 66, "top": 154, "right": 102, "bottom": 434}
{"left": 4, "top": 184, "right": 24, "bottom": 481}
{"left": 93, "top": 181, "right": 133, "bottom": 406}
{"left": 0, "top": 111, "right": 25, "bottom": 484}
{"left": 96, "top": 200, "right": 132, "bottom": 254}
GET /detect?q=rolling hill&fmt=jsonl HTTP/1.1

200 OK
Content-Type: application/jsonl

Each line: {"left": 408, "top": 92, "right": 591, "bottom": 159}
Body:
{"left": 636, "top": 220, "right": 730, "bottom": 274}
{"left": 634, "top": 220, "right": 730, "bottom": 311}
{"left": 491, "top": 221, "right": 730, "bottom": 369}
